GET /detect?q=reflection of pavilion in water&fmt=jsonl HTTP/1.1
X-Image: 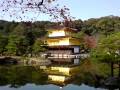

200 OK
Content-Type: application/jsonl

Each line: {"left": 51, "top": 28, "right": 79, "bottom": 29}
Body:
{"left": 46, "top": 65, "right": 73, "bottom": 90}
{"left": 41, "top": 58, "right": 80, "bottom": 89}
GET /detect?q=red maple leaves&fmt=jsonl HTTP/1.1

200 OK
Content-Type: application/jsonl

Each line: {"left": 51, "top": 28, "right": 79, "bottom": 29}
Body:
{"left": 84, "top": 35, "right": 97, "bottom": 48}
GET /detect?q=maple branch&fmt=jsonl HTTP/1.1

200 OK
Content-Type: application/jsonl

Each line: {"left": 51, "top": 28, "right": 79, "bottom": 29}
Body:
{"left": 39, "top": 0, "right": 44, "bottom": 6}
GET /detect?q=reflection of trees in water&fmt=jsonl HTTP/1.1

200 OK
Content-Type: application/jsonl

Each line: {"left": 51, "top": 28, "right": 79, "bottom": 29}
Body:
{"left": 72, "top": 71, "right": 119, "bottom": 90}
{"left": 0, "top": 66, "right": 48, "bottom": 88}
{"left": 72, "top": 73, "right": 101, "bottom": 88}
{"left": 0, "top": 65, "right": 119, "bottom": 90}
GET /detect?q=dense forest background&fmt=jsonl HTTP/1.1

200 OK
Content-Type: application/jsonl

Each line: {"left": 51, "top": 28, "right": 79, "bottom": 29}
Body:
{"left": 0, "top": 15, "right": 120, "bottom": 56}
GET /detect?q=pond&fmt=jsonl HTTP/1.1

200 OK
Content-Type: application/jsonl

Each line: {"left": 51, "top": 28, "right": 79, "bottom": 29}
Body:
{"left": 0, "top": 65, "right": 119, "bottom": 90}
{"left": 0, "top": 84, "right": 105, "bottom": 90}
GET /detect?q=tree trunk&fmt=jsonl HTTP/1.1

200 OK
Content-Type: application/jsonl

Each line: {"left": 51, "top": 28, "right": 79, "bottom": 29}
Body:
{"left": 118, "top": 63, "right": 120, "bottom": 77}
{"left": 111, "top": 62, "right": 114, "bottom": 77}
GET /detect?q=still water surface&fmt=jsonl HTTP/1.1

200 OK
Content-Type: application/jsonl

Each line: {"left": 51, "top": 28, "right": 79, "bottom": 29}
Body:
{"left": 0, "top": 65, "right": 117, "bottom": 90}
{"left": 0, "top": 84, "right": 105, "bottom": 90}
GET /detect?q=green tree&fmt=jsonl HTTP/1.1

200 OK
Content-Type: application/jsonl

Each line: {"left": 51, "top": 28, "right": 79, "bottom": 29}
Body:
{"left": 72, "top": 19, "right": 83, "bottom": 31}
{"left": 11, "top": 23, "right": 26, "bottom": 36}
{"left": 82, "top": 18, "right": 98, "bottom": 35}
{"left": 6, "top": 35, "right": 28, "bottom": 56}
{"left": 32, "top": 38, "right": 46, "bottom": 56}
{"left": 91, "top": 32, "right": 120, "bottom": 77}
{"left": 0, "top": 34, "right": 8, "bottom": 55}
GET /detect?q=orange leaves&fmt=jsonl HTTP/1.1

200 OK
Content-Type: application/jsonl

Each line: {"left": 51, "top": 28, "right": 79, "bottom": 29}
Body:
{"left": 84, "top": 35, "right": 97, "bottom": 48}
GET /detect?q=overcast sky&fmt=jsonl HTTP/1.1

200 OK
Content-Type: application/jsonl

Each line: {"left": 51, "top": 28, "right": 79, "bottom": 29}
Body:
{"left": 0, "top": 0, "right": 120, "bottom": 21}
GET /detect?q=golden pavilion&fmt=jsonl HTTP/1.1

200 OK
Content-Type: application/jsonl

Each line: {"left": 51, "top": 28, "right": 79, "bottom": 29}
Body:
{"left": 45, "top": 27, "right": 81, "bottom": 63}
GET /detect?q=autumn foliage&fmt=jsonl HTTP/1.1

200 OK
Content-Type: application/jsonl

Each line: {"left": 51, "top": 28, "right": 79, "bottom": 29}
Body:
{"left": 84, "top": 35, "right": 97, "bottom": 48}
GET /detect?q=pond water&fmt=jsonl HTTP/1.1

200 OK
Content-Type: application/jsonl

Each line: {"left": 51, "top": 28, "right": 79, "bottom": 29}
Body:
{"left": 0, "top": 65, "right": 119, "bottom": 90}
{"left": 0, "top": 84, "right": 105, "bottom": 90}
